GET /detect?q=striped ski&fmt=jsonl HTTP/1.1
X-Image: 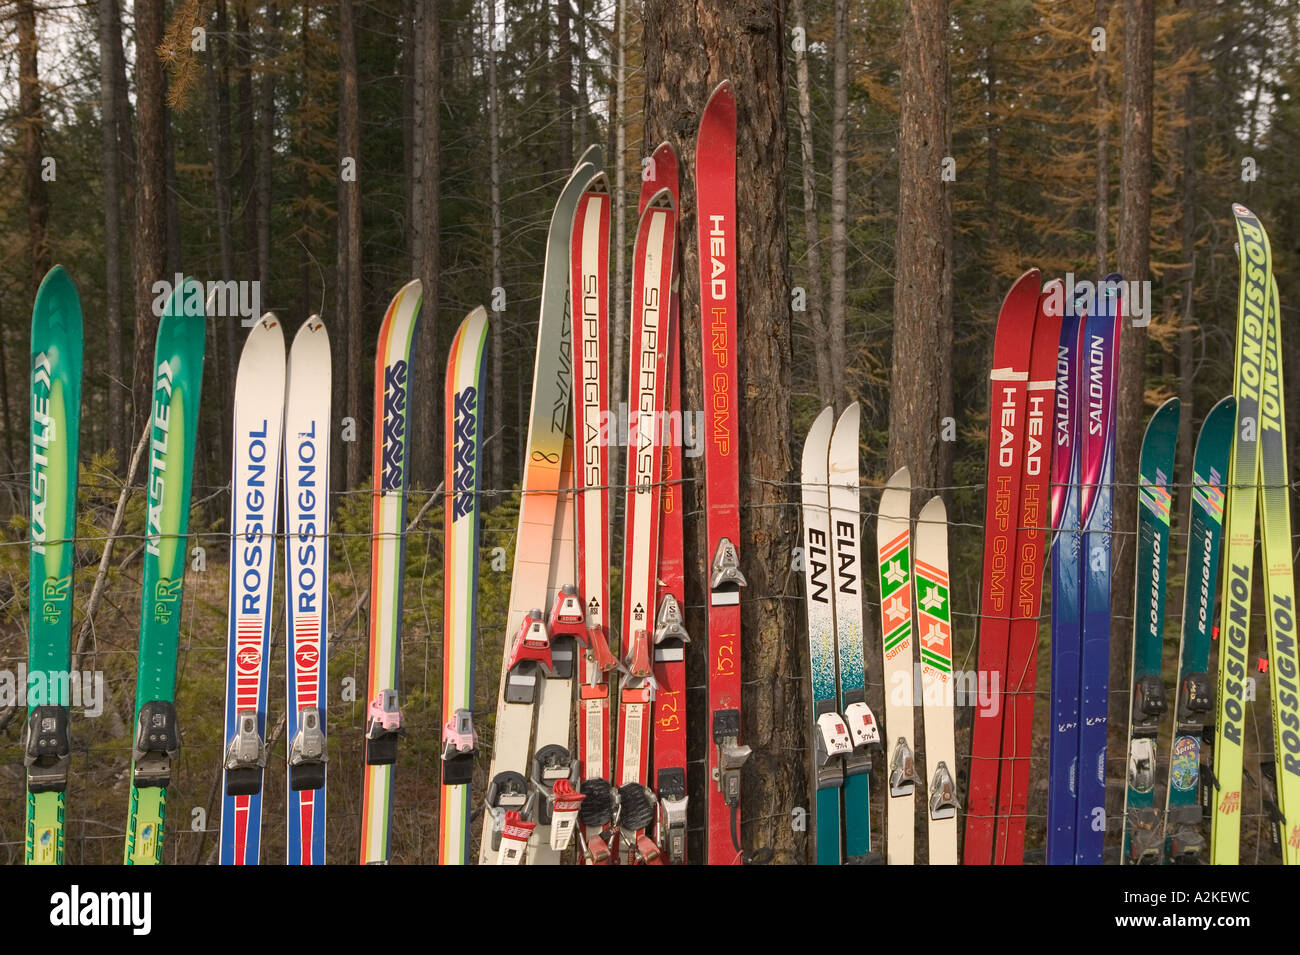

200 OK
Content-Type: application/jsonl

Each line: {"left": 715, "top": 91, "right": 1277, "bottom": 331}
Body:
{"left": 125, "top": 278, "right": 206, "bottom": 865}
{"left": 284, "top": 316, "right": 331, "bottom": 866}
{"left": 360, "top": 279, "right": 423, "bottom": 864}
{"left": 440, "top": 307, "right": 488, "bottom": 865}
{"left": 219, "top": 315, "right": 287, "bottom": 865}
{"left": 25, "top": 266, "right": 83, "bottom": 865}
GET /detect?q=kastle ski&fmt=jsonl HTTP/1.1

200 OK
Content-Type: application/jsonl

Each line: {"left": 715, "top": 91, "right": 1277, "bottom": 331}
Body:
{"left": 360, "top": 279, "right": 423, "bottom": 864}
{"left": 125, "top": 278, "right": 207, "bottom": 865}
{"left": 877, "top": 466, "right": 918, "bottom": 864}
{"left": 697, "top": 78, "right": 751, "bottom": 866}
{"left": 284, "top": 315, "right": 331, "bottom": 866}
{"left": 915, "top": 495, "right": 957, "bottom": 864}
{"left": 1163, "top": 397, "right": 1232, "bottom": 862}
{"left": 219, "top": 315, "right": 287, "bottom": 865}
{"left": 1120, "top": 397, "right": 1180, "bottom": 864}
{"left": 994, "top": 283, "right": 1062, "bottom": 863}
{"left": 1210, "top": 204, "right": 1271, "bottom": 864}
{"left": 26, "top": 266, "right": 83, "bottom": 865}
{"left": 440, "top": 307, "right": 489, "bottom": 865}
{"left": 964, "top": 268, "right": 1040, "bottom": 865}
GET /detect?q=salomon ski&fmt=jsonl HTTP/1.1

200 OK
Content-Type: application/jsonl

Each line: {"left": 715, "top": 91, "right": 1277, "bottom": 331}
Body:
{"left": 125, "top": 279, "right": 206, "bottom": 865}
{"left": 360, "top": 280, "right": 422, "bottom": 864}
{"left": 26, "top": 266, "right": 83, "bottom": 865}
{"left": 915, "top": 495, "right": 957, "bottom": 864}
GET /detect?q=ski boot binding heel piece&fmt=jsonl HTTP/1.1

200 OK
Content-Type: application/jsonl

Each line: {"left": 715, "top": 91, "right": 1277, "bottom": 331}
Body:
{"left": 440, "top": 707, "right": 476, "bottom": 786}
{"left": 365, "top": 689, "right": 404, "bottom": 765}
{"left": 225, "top": 709, "right": 268, "bottom": 796}
{"left": 889, "top": 737, "right": 921, "bottom": 796}
{"left": 504, "top": 609, "right": 553, "bottom": 703}
{"left": 24, "top": 704, "right": 71, "bottom": 794}
{"left": 485, "top": 770, "right": 534, "bottom": 853}
{"left": 842, "top": 697, "right": 880, "bottom": 780}
{"left": 655, "top": 767, "right": 688, "bottom": 864}
{"left": 547, "top": 586, "right": 585, "bottom": 680}
{"left": 814, "top": 708, "right": 852, "bottom": 789}
{"left": 288, "top": 705, "right": 327, "bottom": 791}
{"left": 929, "top": 760, "right": 960, "bottom": 820}
{"left": 709, "top": 537, "right": 748, "bottom": 602}
{"left": 132, "top": 700, "right": 180, "bottom": 789}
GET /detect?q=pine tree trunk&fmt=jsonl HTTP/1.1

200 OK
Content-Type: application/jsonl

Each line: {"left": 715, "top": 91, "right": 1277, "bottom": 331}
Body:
{"left": 828, "top": 0, "right": 848, "bottom": 407}
{"left": 99, "top": 0, "right": 126, "bottom": 455}
{"left": 488, "top": 0, "right": 505, "bottom": 489}
{"left": 257, "top": 1, "right": 280, "bottom": 289}
{"left": 557, "top": 0, "right": 575, "bottom": 169}
{"left": 339, "top": 0, "right": 364, "bottom": 492}
{"left": 237, "top": 2, "right": 257, "bottom": 280}
{"left": 411, "top": 0, "right": 441, "bottom": 487}
{"left": 888, "top": 0, "right": 953, "bottom": 498}
{"left": 18, "top": 0, "right": 49, "bottom": 297}
{"left": 643, "top": 0, "right": 797, "bottom": 864}
{"left": 1095, "top": 0, "right": 1110, "bottom": 274}
{"left": 611, "top": 0, "right": 627, "bottom": 432}
{"left": 208, "top": 2, "right": 237, "bottom": 468}
{"left": 1176, "top": 0, "right": 1196, "bottom": 492}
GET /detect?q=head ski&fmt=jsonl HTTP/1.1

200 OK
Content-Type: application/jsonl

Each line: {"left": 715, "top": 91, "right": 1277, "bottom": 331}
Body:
{"left": 284, "top": 315, "right": 331, "bottom": 866}
{"left": 440, "top": 307, "right": 488, "bottom": 865}
{"left": 1210, "top": 204, "right": 1270, "bottom": 864}
{"left": 1120, "top": 398, "right": 1180, "bottom": 864}
{"left": 360, "top": 279, "right": 422, "bottom": 864}
{"left": 219, "top": 315, "right": 287, "bottom": 865}
{"left": 125, "top": 278, "right": 206, "bottom": 865}
{"left": 1163, "top": 397, "right": 1232, "bottom": 862}
{"left": 964, "top": 268, "right": 1040, "bottom": 865}
{"left": 696, "top": 78, "right": 750, "bottom": 866}
{"left": 877, "top": 466, "right": 917, "bottom": 864}
{"left": 26, "top": 266, "right": 83, "bottom": 865}
{"left": 915, "top": 495, "right": 957, "bottom": 864}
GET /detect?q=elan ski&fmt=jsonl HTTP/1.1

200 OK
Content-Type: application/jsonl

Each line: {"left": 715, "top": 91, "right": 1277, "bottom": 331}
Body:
{"left": 284, "top": 315, "right": 331, "bottom": 866}
{"left": 697, "top": 78, "right": 751, "bottom": 866}
{"left": 1120, "top": 397, "right": 1180, "bottom": 864}
{"left": 26, "top": 265, "right": 83, "bottom": 865}
{"left": 220, "top": 314, "right": 287, "bottom": 865}
{"left": 440, "top": 307, "right": 489, "bottom": 865}
{"left": 1163, "top": 396, "right": 1232, "bottom": 862}
{"left": 360, "top": 279, "right": 423, "bottom": 864}
{"left": 125, "top": 278, "right": 206, "bottom": 865}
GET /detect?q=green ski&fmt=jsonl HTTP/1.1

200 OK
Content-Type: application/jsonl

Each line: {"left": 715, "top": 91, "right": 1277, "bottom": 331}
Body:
{"left": 124, "top": 279, "right": 207, "bottom": 865}
{"left": 25, "top": 266, "right": 84, "bottom": 865}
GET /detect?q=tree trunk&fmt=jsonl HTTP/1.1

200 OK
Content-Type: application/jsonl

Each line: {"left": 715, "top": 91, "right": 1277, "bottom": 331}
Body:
{"left": 131, "top": 0, "right": 169, "bottom": 431}
{"left": 488, "top": 0, "right": 505, "bottom": 489}
{"left": 410, "top": 0, "right": 441, "bottom": 487}
{"left": 18, "top": 0, "right": 50, "bottom": 297}
{"left": 339, "top": 0, "right": 364, "bottom": 492}
{"left": 985, "top": 45, "right": 1000, "bottom": 304}
{"left": 237, "top": 2, "right": 257, "bottom": 281}
{"left": 402, "top": 0, "right": 415, "bottom": 270}
{"left": 99, "top": 0, "right": 126, "bottom": 455}
{"left": 257, "top": 0, "right": 280, "bottom": 289}
{"left": 557, "top": 0, "right": 575, "bottom": 169}
{"left": 790, "top": 0, "right": 833, "bottom": 408}
{"left": 643, "top": 0, "right": 797, "bottom": 864}
{"left": 888, "top": 0, "right": 953, "bottom": 498}
{"left": 207, "top": 4, "right": 236, "bottom": 469}
{"left": 1095, "top": 0, "right": 1110, "bottom": 275}
{"left": 1176, "top": 0, "right": 1196, "bottom": 492}
{"left": 828, "top": 0, "right": 848, "bottom": 407}
{"left": 611, "top": 0, "right": 627, "bottom": 433}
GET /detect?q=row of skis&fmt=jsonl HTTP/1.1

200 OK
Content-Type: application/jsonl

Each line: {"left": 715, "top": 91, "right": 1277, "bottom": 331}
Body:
{"left": 23, "top": 81, "right": 744, "bottom": 866}
{"left": 807, "top": 203, "right": 1296, "bottom": 866}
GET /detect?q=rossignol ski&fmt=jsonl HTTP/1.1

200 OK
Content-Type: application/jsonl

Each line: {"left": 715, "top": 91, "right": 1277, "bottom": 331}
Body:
{"left": 440, "top": 307, "right": 489, "bottom": 866}
{"left": 995, "top": 284, "right": 1062, "bottom": 863}
{"left": 284, "top": 315, "right": 331, "bottom": 866}
{"left": 360, "top": 279, "right": 423, "bottom": 864}
{"left": 877, "top": 467, "right": 918, "bottom": 864}
{"left": 697, "top": 78, "right": 751, "bottom": 866}
{"left": 915, "top": 495, "right": 957, "bottom": 864}
{"left": 1120, "top": 397, "right": 1180, "bottom": 864}
{"left": 219, "top": 315, "right": 287, "bottom": 865}
{"left": 125, "top": 278, "right": 207, "bottom": 865}
{"left": 1210, "top": 204, "right": 1269, "bottom": 864}
{"left": 481, "top": 154, "right": 599, "bottom": 864}
{"left": 965, "top": 268, "right": 1039, "bottom": 865}
{"left": 1075, "top": 273, "right": 1123, "bottom": 864}
{"left": 1163, "top": 396, "right": 1232, "bottom": 862}
{"left": 1047, "top": 298, "right": 1086, "bottom": 864}
{"left": 828, "top": 404, "right": 878, "bottom": 862}
{"left": 26, "top": 265, "right": 83, "bottom": 865}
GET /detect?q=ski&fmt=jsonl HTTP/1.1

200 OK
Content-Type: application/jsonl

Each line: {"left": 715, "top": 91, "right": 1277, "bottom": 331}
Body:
{"left": 1163, "top": 397, "right": 1232, "bottom": 862}
{"left": 480, "top": 155, "right": 598, "bottom": 864}
{"left": 284, "top": 315, "right": 331, "bottom": 866}
{"left": 125, "top": 278, "right": 206, "bottom": 865}
{"left": 440, "top": 307, "right": 489, "bottom": 865}
{"left": 1047, "top": 296, "right": 1086, "bottom": 864}
{"left": 26, "top": 265, "right": 83, "bottom": 865}
{"left": 1075, "top": 273, "right": 1123, "bottom": 864}
{"left": 829, "top": 403, "right": 878, "bottom": 861}
{"left": 1258, "top": 275, "right": 1300, "bottom": 861}
{"left": 801, "top": 407, "right": 844, "bottom": 864}
{"left": 360, "top": 279, "right": 423, "bottom": 864}
{"left": 877, "top": 466, "right": 918, "bottom": 864}
{"left": 994, "top": 283, "right": 1062, "bottom": 863}
{"left": 697, "top": 78, "right": 751, "bottom": 866}
{"left": 964, "top": 268, "right": 1040, "bottom": 865}
{"left": 644, "top": 142, "right": 689, "bottom": 865}
{"left": 1210, "top": 204, "right": 1271, "bottom": 864}
{"left": 1120, "top": 397, "right": 1180, "bottom": 864}
{"left": 219, "top": 314, "right": 287, "bottom": 865}
{"left": 915, "top": 495, "right": 958, "bottom": 864}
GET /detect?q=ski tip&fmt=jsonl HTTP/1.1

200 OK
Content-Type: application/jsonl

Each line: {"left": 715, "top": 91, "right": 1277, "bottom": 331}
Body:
{"left": 32, "top": 265, "right": 82, "bottom": 326}
{"left": 886, "top": 465, "right": 911, "bottom": 491}
{"left": 699, "top": 80, "right": 736, "bottom": 133}
{"left": 575, "top": 143, "right": 604, "bottom": 174}
{"left": 253, "top": 311, "right": 283, "bottom": 335}
{"left": 640, "top": 185, "right": 676, "bottom": 214}
{"left": 829, "top": 403, "right": 860, "bottom": 459}
{"left": 1231, "top": 201, "right": 1254, "bottom": 219}
{"left": 801, "top": 407, "right": 835, "bottom": 477}
{"left": 918, "top": 494, "right": 946, "bottom": 524}
{"left": 458, "top": 305, "right": 490, "bottom": 344}
{"left": 833, "top": 401, "right": 861, "bottom": 434}
{"left": 706, "top": 78, "right": 735, "bottom": 105}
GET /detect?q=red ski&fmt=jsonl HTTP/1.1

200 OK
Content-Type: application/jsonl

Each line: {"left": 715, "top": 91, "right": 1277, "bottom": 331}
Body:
{"left": 993, "top": 280, "right": 1062, "bottom": 863}
{"left": 963, "top": 268, "right": 1040, "bottom": 865}
{"left": 697, "top": 80, "right": 750, "bottom": 865}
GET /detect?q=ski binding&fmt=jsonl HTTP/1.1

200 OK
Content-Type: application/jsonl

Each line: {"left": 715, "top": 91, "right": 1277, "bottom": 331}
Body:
{"left": 708, "top": 537, "right": 748, "bottom": 600}
{"left": 655, "top": 767, "right": 688, "bottom": 864}
{"left": 712, "top": 708, "right": 751, "bottom": 806}
{"left": 224, "top": 709, "right": 268, "bottom": 796}
{"left": 929, "top": 760, "right": 960, "bottom": 820}
{"left": 132, "top": 700, "right": 180, "bottom": 789}
{"left": 288, "top": 705, "right": 327, "bottom": 791}
{"left": 504, "top": 609, "right": 553, "bottom": 703}
{"left": 365, "top": 688, "right": 404, "bottom": 765}
{"left": 24, "top": 704, "right": 70, "bottom": 794}
{"left": 888, "top": 736, "right": 921, "bottom": 796}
